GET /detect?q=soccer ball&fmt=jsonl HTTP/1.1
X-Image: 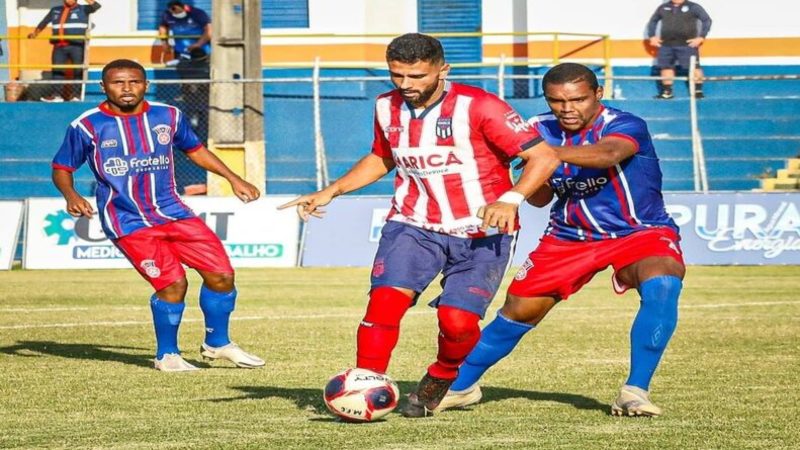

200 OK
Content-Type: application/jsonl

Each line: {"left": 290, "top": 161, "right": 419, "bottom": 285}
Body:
{"left": 323, "top": 368, "right": 400, "bottom": 422}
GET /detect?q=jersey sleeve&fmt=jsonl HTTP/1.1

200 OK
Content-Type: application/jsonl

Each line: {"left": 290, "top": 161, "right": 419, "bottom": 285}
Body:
{"left": 173, "top": 108, "right": 203, "bottom": 153}
{"left": 52, "top": 123, "right": 91, "bottom": 172}
{"left": 602, "top": 114, "right": 650, "bottom": 154}
{"left": 370, "top": 107, "right": 392, "bottom": 159}
{"left": 473, "top": 93, "right": 543, "bottom": 158}
{"left": 192, "top": 9, "right": 211, "bottom": 27}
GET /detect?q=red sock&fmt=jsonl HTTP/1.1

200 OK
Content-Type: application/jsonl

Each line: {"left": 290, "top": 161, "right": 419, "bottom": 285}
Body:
{"left": 427, "top": 306, "right": 480, "bottom": 380}
{"left": 356, "top": 286, "right": 413, "bottom": 373}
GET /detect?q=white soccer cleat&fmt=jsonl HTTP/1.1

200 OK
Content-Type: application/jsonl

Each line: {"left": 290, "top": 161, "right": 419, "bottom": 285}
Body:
{"left": 611, "top": 385, "right": 663, "bottom": 417}
{"left": 154, "top": 353, "right": 200, "bottom": 372}
{"left": 200, "top": 342, "right": 265, "bottom": 368}
{"left": 434, "top": 383, "right": 483, "bottom": 412}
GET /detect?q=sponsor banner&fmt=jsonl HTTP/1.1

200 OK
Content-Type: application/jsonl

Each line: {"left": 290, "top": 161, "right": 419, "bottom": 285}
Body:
{"left": 0, "top": 201, "right": 24, "bottom": 270}
{"left": 664, "top": 192, "right": 800, "bottom": 265}
{"left": 302, "top": 193, "right": 800, "bottom": 267}
{"left": 301, "top": 197, "right": 550, "bottom": 267}
{"left": 24, "top": 197, "right": 299, "bottom": 269}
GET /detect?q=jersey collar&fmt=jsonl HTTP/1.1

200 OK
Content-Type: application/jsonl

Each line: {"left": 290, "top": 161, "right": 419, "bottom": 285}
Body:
{"left": 99, "top": 100, "right": 151, "bottom": 117}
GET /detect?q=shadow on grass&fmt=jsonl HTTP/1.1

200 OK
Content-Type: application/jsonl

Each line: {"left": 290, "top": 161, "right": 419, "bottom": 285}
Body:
{"left": 470, "top": 385, "right": 608, "bottom": 413}
{"left": 0, "top": 340, "right": 156, "bottom": 368}
{"left": 210, "top": 380, "right": 608, "bottom": 417}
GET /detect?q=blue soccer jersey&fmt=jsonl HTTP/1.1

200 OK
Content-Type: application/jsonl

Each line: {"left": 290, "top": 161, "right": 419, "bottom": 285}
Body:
{"left": 530, "top": 105, "right": 678, "bottom": 241}
{"left": 52, "top": 101, "right": 201, "bottom": 239}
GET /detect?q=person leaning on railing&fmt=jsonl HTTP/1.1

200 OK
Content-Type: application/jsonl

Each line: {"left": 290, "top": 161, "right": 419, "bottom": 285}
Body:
{"left": 28, "top": 0, "right": 101, "bottom": 102}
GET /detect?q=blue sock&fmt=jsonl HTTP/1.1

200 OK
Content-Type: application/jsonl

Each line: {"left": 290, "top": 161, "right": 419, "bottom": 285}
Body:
{"left": 199, "top": 285, "right": 236, "bottom": 348}
{"left": 450, "top": 312, "right": 534, "bottom": 391}
{"left": 150, "top": 295, "right": 185, "bottom": 359}
{"left": 627, "top": 275, "right": 682, "bottom": 391}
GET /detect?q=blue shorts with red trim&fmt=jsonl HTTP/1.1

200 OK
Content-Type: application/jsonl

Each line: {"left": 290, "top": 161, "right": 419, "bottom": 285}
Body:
{"left": 114, "top": 217, "right": 233, "bottom": 291}
{"left": 370, "top": 221, "right": 516, "bottom": 318}
{"left": 508, "top": 227, "right": 684, "bottom": 300}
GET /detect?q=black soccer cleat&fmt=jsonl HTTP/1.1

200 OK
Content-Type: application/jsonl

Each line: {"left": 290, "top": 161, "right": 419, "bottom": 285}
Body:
{"left": 400, "top": 373, "right": 454, "bottom": 418}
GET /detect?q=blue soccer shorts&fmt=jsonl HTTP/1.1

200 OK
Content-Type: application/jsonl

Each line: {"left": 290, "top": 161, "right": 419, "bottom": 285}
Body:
{"left": 370, "top": 221, "right": 516, "bottom": 318}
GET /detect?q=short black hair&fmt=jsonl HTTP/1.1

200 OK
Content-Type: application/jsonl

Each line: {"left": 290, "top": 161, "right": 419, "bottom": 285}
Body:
{"left": 102, "top": 59, "right": 147, "bottom": 82}
{"left": 386, "top": 33, "right": 445, "bottom": 65}
{"left": 542, "top": 63, "right": 599, "bottom": 92}
{"left": 167, "top": 1, "right": 185, "bottom": 9}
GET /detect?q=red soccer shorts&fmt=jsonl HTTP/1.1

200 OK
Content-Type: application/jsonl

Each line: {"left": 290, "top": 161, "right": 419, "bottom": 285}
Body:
{"left": 114, "top": 217, "right": 233, "bottom": 291}
{"left": 508, "top": 227, "right": 684, "bottom": 300}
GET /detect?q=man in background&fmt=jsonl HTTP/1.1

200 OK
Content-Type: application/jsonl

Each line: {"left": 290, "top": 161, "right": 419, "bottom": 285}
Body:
{"left": 28, "top": 0, "right": 101, "bottom": 102}
{"left": 647, "top": 0, "right": 712, "bottom": 99}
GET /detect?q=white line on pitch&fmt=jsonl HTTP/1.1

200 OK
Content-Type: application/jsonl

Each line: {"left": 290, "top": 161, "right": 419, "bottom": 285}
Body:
{"left": 0, "top": 311, "right": 430, "bottom": 330}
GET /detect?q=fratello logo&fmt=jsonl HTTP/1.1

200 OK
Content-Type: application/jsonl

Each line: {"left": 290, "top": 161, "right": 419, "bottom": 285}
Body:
{"left": 104, "top": 157, "right": 129, "bottom": 176}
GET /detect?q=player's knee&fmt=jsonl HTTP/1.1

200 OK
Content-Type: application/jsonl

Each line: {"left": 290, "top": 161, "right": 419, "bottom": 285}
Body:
{"left": 363, "top": 286, "right": 413, "bottom": 326}
{"left": 157, "top": 277, "right": 188, "bottom": 302}
{"left": 437, "top": 306, "right": 480, "bottom": 343}
{"left": 500, "top": 294, "right": 553, "bottom": 325}
{"left": 203, "top": 272, "right": 235, "bottom": 292}
{"left": 640, "top": 275, "right": 681, "bottom": 331}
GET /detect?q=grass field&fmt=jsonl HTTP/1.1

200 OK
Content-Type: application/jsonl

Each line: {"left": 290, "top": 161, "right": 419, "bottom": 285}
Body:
{"left": 0, "top": 266, "right": 798, "bottom": 449}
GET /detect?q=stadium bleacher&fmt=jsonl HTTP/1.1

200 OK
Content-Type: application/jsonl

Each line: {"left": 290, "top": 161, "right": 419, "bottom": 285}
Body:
{"left": 1, "top": 65, "right": 798, "bottom": 199}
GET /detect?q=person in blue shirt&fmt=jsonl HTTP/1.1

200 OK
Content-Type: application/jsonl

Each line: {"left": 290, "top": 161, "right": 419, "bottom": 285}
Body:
{"left": 436, "top": 63, "right": 686, "bottom": 417}
{"left": 158, "top": 1, "right": 211, "bottom": 61}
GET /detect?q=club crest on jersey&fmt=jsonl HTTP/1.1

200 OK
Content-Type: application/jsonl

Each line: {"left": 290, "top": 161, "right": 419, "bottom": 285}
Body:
{"left": 140, "top": 260, "right": 161, "bottom": 278}
{"left": 435, "top": 117, "right": 452, "bottom": 139}
{"left": 100, "top": 139, "right": 118, "bottom": 149}
{"left": 514, "top": 259, "right": 534, "bottom": 281}
{"left": 504, "top": 111, "right": 531, "bottom": 133}
{"left": 152, "top": 125, "right": 172, "bottom": 145}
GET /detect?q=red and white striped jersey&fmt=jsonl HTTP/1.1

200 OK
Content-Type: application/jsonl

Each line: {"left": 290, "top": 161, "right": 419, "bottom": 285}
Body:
{"left": 371, "top": 81, "right": 543, "bottom": 238}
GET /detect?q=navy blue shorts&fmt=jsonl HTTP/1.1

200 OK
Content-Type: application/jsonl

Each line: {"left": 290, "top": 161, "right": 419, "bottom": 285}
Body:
{"left": 370, "top": 221, "right": 516, "bottom": 318}
{"left": 656, "top": 45, "right": 700, "bottom": 70}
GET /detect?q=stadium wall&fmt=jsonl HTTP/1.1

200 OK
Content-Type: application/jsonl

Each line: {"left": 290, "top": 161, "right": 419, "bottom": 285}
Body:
{"left": 3, "top": 0, "right": 799, "bottom": 79}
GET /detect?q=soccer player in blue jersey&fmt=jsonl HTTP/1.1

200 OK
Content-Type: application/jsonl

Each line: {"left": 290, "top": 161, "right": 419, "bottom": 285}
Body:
{"left": 437, "top": 63, "right": 686, "bottom": 416}
{"left": 51, "top": 59, "right": 265, "bottom": 372}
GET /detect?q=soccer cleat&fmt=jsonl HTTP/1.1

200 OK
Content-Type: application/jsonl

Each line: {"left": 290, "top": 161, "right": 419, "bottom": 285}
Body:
{"left": 154, "top": 353, "right": 200, "bottom": 372}
{"left": 654, "top": 91, "right": 674, "bottom": 100}
{"left": 434, "top": 383, "right": 483, "bottom": 412}
{"left": 401, "top": 373, "right": 454, "bottom": 418}
{"left": 200, "top": 342, "right": 265, "bottom": 368}
{"left": 611, "top": 385, "right": 663, "bottom": 417}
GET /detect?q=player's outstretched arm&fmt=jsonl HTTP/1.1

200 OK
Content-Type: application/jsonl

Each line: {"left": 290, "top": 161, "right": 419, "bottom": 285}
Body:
{"left": 278, "top": 153, "right": 395, "bottom": 221}
{"left": 52, "top": 168, "right": 95, "bottom": 218}
{"left": 186, "top": 146, "right": 260, "bottom": 203}
{"left": 555, "top": 136, "right": 637, "bottom": 169}
{"left": 478, "top": 141, "right": 560, "bottom": 234}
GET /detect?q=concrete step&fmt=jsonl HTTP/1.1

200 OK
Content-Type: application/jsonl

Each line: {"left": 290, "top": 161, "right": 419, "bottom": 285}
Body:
{"left": 776, "top": 168, "right": 800, "bottom": 179}
{"left": 761, "top": 178, "right": 800, "bottom": 191}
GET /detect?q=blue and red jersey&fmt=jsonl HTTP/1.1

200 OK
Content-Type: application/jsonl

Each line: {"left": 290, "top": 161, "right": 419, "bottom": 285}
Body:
{"left": 52, "top": 101, "right": 202, "bottom": 239}
{"left": 530, "top": 105, "right": 678, "bottom": 241}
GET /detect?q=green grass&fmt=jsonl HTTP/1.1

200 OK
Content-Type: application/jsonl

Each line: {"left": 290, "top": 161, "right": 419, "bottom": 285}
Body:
{"left": 0, "top": 266, "right": 798, "bottom": 449}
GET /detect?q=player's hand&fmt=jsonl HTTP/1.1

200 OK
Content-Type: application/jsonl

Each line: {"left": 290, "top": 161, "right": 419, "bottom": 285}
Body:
{"left": 230, "top": 178, "right": 260, "bottom": 204}
{"left": 27, "top": 32, "right": 37, "bottom": 39}
{"left": 649, "top": 36, "right": 662, "bottom": 48}
{"left": 65, "top": 195, "right": 95, "bottom": 218}
{"left": 277, "top": 190, "right": 334, "bottom": 222}
{"left": 686, "top": 37, "right": 704, "bottom": 48}
{"left": 477, "top": 201, "right": 518, "bottom": 235}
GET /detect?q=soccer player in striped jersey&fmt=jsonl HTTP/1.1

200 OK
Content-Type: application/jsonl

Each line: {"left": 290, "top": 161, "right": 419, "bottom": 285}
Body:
{"left": 51, "top": 59, "right": 265, "bottom": 372}
{"left": 280, "top": 33, "right": 560, "bottom": 417}
{"left": 438, "top": 63, "right": 686, "bottom": 417}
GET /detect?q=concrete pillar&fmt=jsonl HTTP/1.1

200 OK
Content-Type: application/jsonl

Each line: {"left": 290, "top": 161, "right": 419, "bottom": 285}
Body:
{"left": 207, "top": 0, "right": 265, "bottom": 195}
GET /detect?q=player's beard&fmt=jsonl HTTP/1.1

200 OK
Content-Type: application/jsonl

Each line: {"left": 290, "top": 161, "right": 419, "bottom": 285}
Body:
{"left": 109, "top": 94, "right": 144, "bottom": 113}
{"left": 401, "top": 79, "right": 441, "bottom": 108}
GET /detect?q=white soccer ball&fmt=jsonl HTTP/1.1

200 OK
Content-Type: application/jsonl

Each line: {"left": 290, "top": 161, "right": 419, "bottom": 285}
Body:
{"left": 323, "top": 368, "right": 400, "bottom": 422}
